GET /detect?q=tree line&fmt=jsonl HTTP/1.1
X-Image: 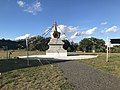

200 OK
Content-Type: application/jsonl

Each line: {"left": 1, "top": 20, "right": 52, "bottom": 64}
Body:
{"left": 0, "top": 36, "right": 119, "bottom": 53}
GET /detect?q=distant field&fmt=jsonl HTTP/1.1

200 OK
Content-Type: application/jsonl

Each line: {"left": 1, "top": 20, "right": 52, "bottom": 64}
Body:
{"left": 79, "top": 53, "right": 120, "bottom": 77}
{"left": 0, "top": 50, "right": 45, "bottom": 59}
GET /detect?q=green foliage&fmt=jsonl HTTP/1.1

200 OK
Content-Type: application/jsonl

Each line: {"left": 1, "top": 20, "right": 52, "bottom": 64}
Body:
{"left": 28, "top": 36, "right": 50, "bottom": 51}
{"left": 111, "top": 45, "right": 120, "bottom": 53}
{"left": 78, "top": 37, "right": 106, "bottom": 52}
{"left": 17, "top": 39, "right": 26, "bottom": 49}
{"left": 63, "top": 40, "right": 78, "bottom": 52}
{"left": 63, "top": 40, "right": 70, "bottom": 50}
{"left": 0, "top": 36, "right": 51, "bottom": 51}
{"left": 69, "top": 42, "right": 78, "bottom": 52}
{"left": 0, "top": 39, "right": 18, "bottom": 50}
{"left": 0, "top": 37, "right": 107, "bottom": 52}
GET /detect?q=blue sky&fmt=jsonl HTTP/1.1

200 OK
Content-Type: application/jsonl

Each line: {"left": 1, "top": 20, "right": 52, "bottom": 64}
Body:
{"left": 0, "top": 0, "right": 120, "bottom": 42}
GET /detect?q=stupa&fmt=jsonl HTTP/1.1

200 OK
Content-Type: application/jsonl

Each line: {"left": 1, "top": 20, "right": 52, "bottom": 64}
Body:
{"left": 46, "top": 22, "right": 67, "bottom": 57}
{"left": 18, "top": 21, "right": 97, "bottom": 60}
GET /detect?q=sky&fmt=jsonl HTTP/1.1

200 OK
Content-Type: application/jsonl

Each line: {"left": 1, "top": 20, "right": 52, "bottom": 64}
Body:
{"left": 0, "top": 0, "right": 120, "bottom": 42}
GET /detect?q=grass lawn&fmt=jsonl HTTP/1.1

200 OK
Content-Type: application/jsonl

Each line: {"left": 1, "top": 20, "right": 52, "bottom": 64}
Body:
{"left": 0, "top": 59, "right": 73, "bottom": 90}
{"left": 0, "top": 50, "right": 45, "bottom": 59}
{"left": 79, "top": 53, "right": 120, "bottom": 77}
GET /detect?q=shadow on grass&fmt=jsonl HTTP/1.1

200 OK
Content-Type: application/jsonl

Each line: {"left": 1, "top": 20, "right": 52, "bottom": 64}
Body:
{"left": 0, "top": 58, "right": 70, "bottom": 73}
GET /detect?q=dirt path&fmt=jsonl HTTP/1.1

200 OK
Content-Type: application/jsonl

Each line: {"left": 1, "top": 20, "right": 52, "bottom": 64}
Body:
{"left": 57, "top": 60, "right": 120, "bottom": 90}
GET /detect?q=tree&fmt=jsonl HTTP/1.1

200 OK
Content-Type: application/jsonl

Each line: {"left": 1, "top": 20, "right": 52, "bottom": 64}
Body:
{"left": 16, "top": 36, "right": 50, "bottom": 51}
{"left": 26, "top": 36, "right": 50, "bottom": 51}
{"left": 78, "top": 37, "right": 106, "bottom": 52}
{"left": 0, "top": 39, "right": 18, "bottom": 50}
{"left": 63, "top": 40, "right": 70, "bottom": 50}
{"left": 17, "top": 39, "right": 26, "bottom": 49}
{"left": 63, "top": 40, "right": 78, "bottom": 52}
{"left": 111, "top": 45, "right": 120, "bottom": 53}
{"left": 34, "top": 36, "right": 50, "bottom": 51}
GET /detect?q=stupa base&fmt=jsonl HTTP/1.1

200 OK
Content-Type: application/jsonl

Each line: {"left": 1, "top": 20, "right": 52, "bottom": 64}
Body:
{"left": 46, "top": 52, "right": 67, "bottom": 57}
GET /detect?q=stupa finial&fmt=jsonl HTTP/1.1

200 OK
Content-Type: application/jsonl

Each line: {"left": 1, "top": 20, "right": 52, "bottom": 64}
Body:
{"left": 52, "top": 21, "right": 60, "bottom": 38}
{"left": 53, "top": 21, "right": 57, "bottom": 32}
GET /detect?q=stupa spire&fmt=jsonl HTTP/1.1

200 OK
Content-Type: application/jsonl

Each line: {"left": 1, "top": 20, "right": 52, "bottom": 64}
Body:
{"left": 53, "top": 21, "right": 57, "bottom": 32}
{"left": 52, "top": 21, "right": 60, "bottom": 38}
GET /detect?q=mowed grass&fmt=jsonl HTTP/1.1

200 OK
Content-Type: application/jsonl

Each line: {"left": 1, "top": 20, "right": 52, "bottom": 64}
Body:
{"left": 0, "top": 50, "right": 45, "bottom": 59}
{"left": 0, "top": 59, "right": 73, "bottom": 90}
{"left": 80, "top": 53, "right": 120, "bottom": 77}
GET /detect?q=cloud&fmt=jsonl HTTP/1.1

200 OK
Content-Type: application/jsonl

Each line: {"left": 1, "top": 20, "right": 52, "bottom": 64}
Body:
{"left": 82, "top": 27, "right": 97, "bottom": 35}
{"left": 17, "top": 0, "right": 42, "bottom": 15}
{"left": 70, "top": 32, "right": 81, "bottom": 39}
{"left": 57, "top": 25, "right": 78, "bottom": 34}
{"left": 106, "top": 26, "right": 118, "bottom": 33}
{"left": 60, "top": 34, "right": 68, "bottom": 40}
{"left": 101, "top": 22, "right": 107, "bottom": 25}
{"left": 57, "top": 25, "right": 67, "bottom": 33}
{"left": 57, "top": 25, "right": 79, "bottom": 40}
{"left": 17, "top": 0, "right": 25, "bottom": 7}
{"left": 70, "top": 27, "right": 97, "bottom": 40}
{"left": 24, "top": 1, "right": 41, "bottom": 15}
{"left": 45, "top": 24, "right": 97, "bottom": 41}
{"left": 67, "top": 26, "right": 79, "bottom": 33}
{"left": 47, "top": 24, "right": 79, "bottom": 40}
{"left": 15, "top": 34, "right": 30, "bottom": 40}
{"left": 58, "top": 25, "right": 79, "bottom": 40}
{"left": 85, "top": 36, "right": 92, "bottom": 38}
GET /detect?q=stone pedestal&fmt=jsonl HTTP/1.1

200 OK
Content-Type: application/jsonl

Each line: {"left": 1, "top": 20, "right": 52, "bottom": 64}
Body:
{"left": 46, "top": 38, "right": 67, "bottom": 57}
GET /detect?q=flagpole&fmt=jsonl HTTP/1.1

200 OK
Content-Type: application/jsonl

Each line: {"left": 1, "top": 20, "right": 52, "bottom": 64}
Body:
{"left": 106, "top": 37, "right": 109, "bottom": 62}
{"left": 26, "top": 37, "right": 29, "bottom": 66}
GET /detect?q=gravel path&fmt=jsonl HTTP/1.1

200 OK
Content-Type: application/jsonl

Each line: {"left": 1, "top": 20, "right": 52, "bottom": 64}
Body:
{"left": 57, "top": 60, "right": 120, "bottom": 90}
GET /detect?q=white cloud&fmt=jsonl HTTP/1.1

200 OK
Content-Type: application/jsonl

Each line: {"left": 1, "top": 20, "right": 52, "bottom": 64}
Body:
{"left": 57, "top": 25, "right": 67, "bottom": 33}
{"left": 57, "top": 25, "right": 78, "bottom": 40}
{"left": 24, "top": 1, "right": 41, "bottom": 15}
{"left": 48, "top": 24, "right": 79, "bottom": 40}
{"left": 106, "top": 26, "right": 118, "bottom": 33}
{"left": 44, "top": 24, "right": 97, "bottom": 41}
{"left": 70, "top": 27, "right": 97, "bottom": 40}
{"left": 17, "top": 0, "right": 25, "bottom": 7}
{"left": 101, "top": 22, "right": 107, "bottom": 25}
{"left": 60, "top": 34, "right": 68, "bottom": 40}
{"left": 70, "top": 32, "right": 81, "bottom": 39}
{"left": 85, "top": 36, "right": 92, "bottom": 38}
{"left": 15, "top": 34, "right": 30, "bottom": 40}
{"left": 67, "top": 26, "right": 79, "bottom": 33}
{"left": 57, "top": 25, "right": 78, "bottom": 34}
{"left": 82, "top": 27, "right": 97, "bottom": 35}
{"left": 17, "top": 0, "right": 42, "bottom": 15}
